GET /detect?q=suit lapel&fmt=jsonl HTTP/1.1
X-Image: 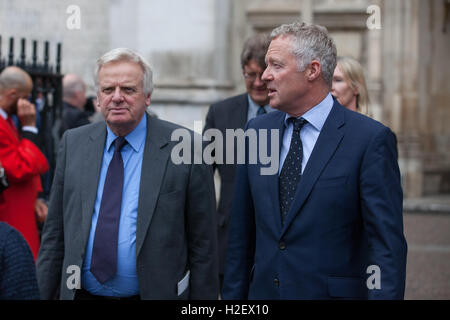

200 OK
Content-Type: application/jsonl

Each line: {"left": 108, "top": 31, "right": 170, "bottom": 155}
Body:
{"left": 80, "top": 123, "right": 107, "bottom": 247}
{"left": 136, "top": 115, "right": 170, "bottom": 257}
{"left": 265, "top": 112, "right": 286, "bottom": 233}
{"left": 231, "top": 94, "right": 249, "bottom": 129}
{"left": 281, "top": 102, "right": 346, "bottom": 236}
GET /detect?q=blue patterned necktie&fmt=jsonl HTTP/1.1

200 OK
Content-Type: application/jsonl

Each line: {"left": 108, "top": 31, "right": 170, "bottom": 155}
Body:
{"left": 279, "top": 118, "right": 307, "bottom": 224}
{"left": 91, "top": 136, "right": 128, "bottom": 284}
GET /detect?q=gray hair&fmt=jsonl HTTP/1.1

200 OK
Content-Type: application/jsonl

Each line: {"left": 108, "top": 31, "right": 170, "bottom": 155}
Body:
{"left": 270, "top": 22, "right": 337, "bottom": 87}
{"left": 95, "top": 48, "right": 153, "bottom": 95}
{"left": 240, "top": 33, "right": 271, "bottom": 70}
{"left": 63, "top": 74, "right": 86, "bottom": 99}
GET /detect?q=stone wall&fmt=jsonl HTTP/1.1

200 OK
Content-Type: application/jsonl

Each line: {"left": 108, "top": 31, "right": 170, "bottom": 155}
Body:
{"left": 1, "top": 0, "right": 448, "bottom": 197}
{"left": 0, "top": 0, "right": 109, "bottom": 93}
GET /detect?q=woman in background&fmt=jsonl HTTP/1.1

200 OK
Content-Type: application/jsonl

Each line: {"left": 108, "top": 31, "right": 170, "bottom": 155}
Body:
{"left": 332, "top": 56, "right": 370, "bottom": 116}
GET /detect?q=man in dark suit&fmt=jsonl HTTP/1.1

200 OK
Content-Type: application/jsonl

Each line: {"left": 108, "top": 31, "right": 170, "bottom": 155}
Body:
{"left": 37, "top": 48, "right": 218, "bottom": 300}
{"left": 203, "top": 33, "right": 273, "bottom": 289}
{"left": 222, "top": 22, "right": 407, "bottom": 299}
{"left": 60, "top": 73, "right": 90, "bottom": 136}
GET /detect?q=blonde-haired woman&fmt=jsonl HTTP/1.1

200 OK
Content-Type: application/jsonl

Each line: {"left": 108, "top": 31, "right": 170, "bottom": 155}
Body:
{"left": 332, "top": 56, "right": 370, "bottom": 116}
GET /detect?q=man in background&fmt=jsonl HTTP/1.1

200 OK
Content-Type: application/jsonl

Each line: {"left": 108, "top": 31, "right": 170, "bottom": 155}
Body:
{"left": 203, "top": 33, "right": 273, "bottom": 290}
{"left": 60, "top": 73, "right": 90, "bottom": 135}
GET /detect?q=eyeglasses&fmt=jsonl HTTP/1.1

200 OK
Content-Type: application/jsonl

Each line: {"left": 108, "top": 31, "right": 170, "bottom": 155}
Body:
{"left": 243, "top": 72, "right": 263, "bottom": 82}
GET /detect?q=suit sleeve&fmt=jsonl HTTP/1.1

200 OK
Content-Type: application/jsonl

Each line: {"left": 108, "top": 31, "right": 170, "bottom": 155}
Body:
{"left": 221, "top": 123, "right": 256, "bottom": 300}
{"left": 21, "top": 130, "right": 43, "bottom": 151}
{"left": 36, "top": 132, "right": 68, "bottom": 299}
{"left": 185, "top": 146, "right": 219, "bottom": 299}
{"left": 0, "top": 125, "right": 48, "bottom": 182}
{"left": 360, "top": 126, "right": 407, "bottom": 299}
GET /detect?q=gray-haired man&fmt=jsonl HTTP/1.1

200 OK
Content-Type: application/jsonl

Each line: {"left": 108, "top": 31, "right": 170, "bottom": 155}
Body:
{"left": 37, "top": 48, "right": 218, "bottom": 300}
{"left": 222, "top": 22, "right": 407, "bottom": 300}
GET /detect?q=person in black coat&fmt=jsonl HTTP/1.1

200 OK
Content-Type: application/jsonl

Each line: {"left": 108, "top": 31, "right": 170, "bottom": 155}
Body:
{"left": 60, "top": 74, "right": 90, "bottom": 136}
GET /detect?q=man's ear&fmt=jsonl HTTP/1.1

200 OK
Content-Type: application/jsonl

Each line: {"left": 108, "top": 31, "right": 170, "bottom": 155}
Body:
{"left": 307, "top": 60, "right": 321, "bottom": 81}
{"left": 145, "top": 93, "right": 151, "bottom": 107}
{"left": 6, "top": 88, "right": 18, "bottom": 99}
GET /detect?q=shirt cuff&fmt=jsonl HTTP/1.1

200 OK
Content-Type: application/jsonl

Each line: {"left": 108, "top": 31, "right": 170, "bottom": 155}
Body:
{"left": 22, "top": 126, "right": 39, "bottom": 134}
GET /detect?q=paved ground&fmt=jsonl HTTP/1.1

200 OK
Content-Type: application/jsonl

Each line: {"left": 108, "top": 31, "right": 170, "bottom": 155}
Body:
{"left": 403, "top": 211, "right": 450, "bottom": 299}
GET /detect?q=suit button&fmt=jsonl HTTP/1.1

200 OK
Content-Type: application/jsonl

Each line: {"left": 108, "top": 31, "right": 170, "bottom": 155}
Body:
{"left": 273, "top": 278, "right": 280, "bottom": 286}
{"left": 279, "top": 241, "right": 286, "bottom": 250}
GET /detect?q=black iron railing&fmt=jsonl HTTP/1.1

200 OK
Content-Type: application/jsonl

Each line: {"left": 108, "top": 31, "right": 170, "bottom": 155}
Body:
{"left": 0, "top": 36, "right": 63, "bottom": 197}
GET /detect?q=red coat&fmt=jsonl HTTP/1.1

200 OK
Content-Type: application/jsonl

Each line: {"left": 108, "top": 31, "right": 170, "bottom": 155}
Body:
{"left": 0, "top": 116, "right": 49, "bottom": 260}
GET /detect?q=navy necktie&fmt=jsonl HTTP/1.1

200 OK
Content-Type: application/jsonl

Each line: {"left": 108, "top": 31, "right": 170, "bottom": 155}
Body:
{"left": 279, "top": 118, "right": 307, "bottom": 224}
{"left": 91, "top": 136, "right": 128, "bottom": 284}
{"left": 257, "top": 106, "right": 267, "bottom": 116}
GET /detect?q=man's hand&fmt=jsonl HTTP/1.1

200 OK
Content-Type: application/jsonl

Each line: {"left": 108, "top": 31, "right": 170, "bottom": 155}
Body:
{"left": 35, "top": 198, "right": 48, "bottom": 223}
{"left": 17, "top": 98, "right": 36, "bottom": 127}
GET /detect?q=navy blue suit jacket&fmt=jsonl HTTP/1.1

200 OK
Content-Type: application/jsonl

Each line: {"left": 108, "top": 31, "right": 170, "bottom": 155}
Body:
{"left": 222, "top": 100, "right": 407, "bottom": 299}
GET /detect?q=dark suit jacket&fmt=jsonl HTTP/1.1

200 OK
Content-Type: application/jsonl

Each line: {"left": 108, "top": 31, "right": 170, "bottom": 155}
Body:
{"left": 222, "top": 100, "right": 407, "bottom": 299}
{"left": 204, "top": 93, "right": 248, "bottom": 275}
{"left": 60, "top": 102, "right": 90, "bottom": 136}
{"left": 37, "top": 114, "right": 219, "bottom": 299}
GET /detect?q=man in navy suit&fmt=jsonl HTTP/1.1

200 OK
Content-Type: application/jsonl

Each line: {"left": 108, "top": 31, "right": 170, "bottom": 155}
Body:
{"left": 222, "top": 22, "right": 407, "bottom": 300}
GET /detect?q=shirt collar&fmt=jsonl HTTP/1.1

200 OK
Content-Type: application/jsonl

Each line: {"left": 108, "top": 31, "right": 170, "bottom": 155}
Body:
{"left": 0, "top": 108, "right": 8, "bottom": 120}
{"left": 106, "top": 114, "right": 147, "bottom": 153}
{"left": 284, "top": 93, "right": 334, "bottom": 131}
{"left": 247, "top": 95, "right": 271, "bottom": 112}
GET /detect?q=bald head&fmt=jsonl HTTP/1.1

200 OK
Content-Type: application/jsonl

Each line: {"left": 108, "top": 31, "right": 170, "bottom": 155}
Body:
{"left": 0, "top": 66, "right": 33, "bottom": 94}
{"left": 0, "top": 67, "right": 33, "bottom": 114}
{"left": 63, "top": 73, "right": 86, "bottom": 109}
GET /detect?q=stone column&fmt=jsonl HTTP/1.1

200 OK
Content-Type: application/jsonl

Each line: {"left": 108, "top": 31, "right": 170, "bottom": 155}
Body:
{"left": 382, "top": 0, "right": 424, "bottom": 198}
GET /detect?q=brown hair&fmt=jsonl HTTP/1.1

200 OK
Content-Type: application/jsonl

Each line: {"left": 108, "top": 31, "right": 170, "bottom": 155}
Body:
{"left": 240, "top": 33, "right": 271, "bottom": 70}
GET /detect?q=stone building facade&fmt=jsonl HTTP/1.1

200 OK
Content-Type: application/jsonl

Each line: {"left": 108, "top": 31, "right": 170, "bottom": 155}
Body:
{"left": 0, "top": 0, "right": 448, "bottom": 198}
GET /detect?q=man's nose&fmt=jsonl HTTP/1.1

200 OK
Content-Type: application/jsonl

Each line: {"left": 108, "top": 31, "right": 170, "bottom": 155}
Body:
{"left": 261, "top": 68, "right": 270, "bottom": 82}
{"left": 112, "top": 87, "right": 123, "bottom": 103}
{"left": 253, "top": 74, "right": 265, "bottom": 87}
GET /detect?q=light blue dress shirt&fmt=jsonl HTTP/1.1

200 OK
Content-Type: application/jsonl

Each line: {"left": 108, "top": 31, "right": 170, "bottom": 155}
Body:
{"left": 247, "top": 95, "right": 276, "bottom": 122}
{"left": 81, "top": 115, "right": 147, "bottom": 297}
{"left": 279, "top": 93, "right": 334, "bottom": 175}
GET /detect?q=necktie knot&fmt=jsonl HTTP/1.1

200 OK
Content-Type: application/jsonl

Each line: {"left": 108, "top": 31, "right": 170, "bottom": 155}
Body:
{"left": 257, "top": 106, "right": 267, "bottom": 116}
{"left": 114, "top": 136, "right": 127, "bottom": 152}
{"left": 289, "top": 117, "right": 307, "bottom": 133}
